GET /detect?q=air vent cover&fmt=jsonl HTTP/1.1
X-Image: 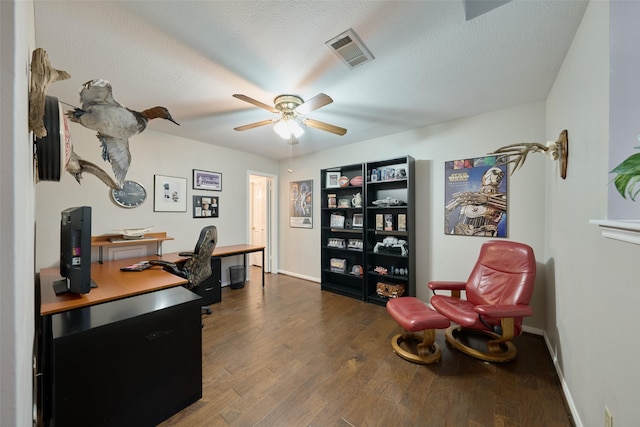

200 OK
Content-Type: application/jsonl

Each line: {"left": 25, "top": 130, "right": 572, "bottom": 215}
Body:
{"left": 325, "top": 28, "right": 374, "bottom": 69}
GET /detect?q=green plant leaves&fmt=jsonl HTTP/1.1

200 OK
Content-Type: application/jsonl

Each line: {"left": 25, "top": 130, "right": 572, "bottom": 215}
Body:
{"left": 611, "top": 152, "right": 640, "bottom": 200}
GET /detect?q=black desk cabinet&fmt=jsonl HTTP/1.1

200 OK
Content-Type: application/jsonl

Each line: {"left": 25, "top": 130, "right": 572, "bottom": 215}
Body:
{"left": 192, "top": 257, "right": 221, "bottom": 305}
{"left": 45, "top": 286, "right": 202, "bottom": 427}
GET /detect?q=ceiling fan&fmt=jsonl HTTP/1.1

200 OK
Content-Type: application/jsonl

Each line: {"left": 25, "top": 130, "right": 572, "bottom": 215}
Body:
{"left": 232, "top": 93, "right": 347, "bottom": 139}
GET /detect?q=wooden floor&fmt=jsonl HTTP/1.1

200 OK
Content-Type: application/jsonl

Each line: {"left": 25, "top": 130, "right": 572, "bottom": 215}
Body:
{"left": 160, "top": 268, "right": 573, "bottom": 427}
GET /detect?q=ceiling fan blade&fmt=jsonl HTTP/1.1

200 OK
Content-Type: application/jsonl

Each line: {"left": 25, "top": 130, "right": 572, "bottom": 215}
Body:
{"left": 295, "top": 93, "right": 333, "bottom": 115}
{"left": 302, "top": 118, "right": 347, "bottom": 136}
{"left": 233, "top": 94, "right": 279, "bottom": 113}
{"left": 234, "top": 119, "right": 278, "bottom": 131}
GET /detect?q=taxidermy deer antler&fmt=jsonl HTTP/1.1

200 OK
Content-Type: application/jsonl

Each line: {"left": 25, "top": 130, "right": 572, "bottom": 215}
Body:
{"left": 489, "top": 130, "right": 568, "bottom": 179}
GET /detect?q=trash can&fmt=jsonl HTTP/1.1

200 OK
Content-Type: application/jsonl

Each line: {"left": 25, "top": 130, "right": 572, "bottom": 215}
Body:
{"left": 229, "top": 265, "right": 246, "bottom": 289}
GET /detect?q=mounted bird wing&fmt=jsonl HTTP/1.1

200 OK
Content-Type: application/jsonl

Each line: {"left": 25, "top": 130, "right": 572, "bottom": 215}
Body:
{"left": 97, "top": 134, "right": 131, "bottom": 186}
{"left": 78, "top": 79, "right": 123, "bottom": 109}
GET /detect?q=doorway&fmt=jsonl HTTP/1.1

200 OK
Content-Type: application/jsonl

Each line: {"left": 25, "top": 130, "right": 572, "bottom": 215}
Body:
{"left": 248, "top": 172, "right": 277, "bottom": 273}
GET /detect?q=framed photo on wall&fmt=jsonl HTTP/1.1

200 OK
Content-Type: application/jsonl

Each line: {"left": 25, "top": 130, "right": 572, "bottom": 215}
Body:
{"left": 193, "top": 169, "right": 222, "bottom": 191}
{"left": 444, "top": 155, "right": 507, "bottom": 237}
{"left": 154, "top": 175, "right": 187, "bottom": 212}
{"left": 193, "top": 195, "right": 219, "bottom": 218}
{"left": 290, "top": 179, "right": 313, "bottom": 228}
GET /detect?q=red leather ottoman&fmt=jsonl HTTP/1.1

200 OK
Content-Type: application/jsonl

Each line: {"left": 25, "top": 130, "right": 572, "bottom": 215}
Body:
{"left": 386, "top": 297, "right": 450, "bottom": 364}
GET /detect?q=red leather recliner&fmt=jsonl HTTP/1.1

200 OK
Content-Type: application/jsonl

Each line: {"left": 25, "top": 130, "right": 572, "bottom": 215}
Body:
{"left": 429, "top": 240, "right": 536, "bottom": 362}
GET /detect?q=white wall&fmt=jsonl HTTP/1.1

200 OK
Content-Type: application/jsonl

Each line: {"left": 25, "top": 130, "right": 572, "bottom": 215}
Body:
{"left": 10, "top": 1, "right": 636, "bottom": 426}
{"left": 279, "top": 101, "right": 548, "bottom": 329}
{"left": 546, "top": 1, "right": 640, "bottom": 425}
{"left": 35, "top": 124, "right": 279, "bottom": 282}
{"left": 0, "top": 1, "right": 36, "bottom": 425}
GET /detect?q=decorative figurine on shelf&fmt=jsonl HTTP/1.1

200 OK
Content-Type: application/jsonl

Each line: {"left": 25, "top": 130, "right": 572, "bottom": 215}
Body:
{"left": 372, "top": 197, "right": 405, "bottom": 207}
{"left": 351, "top": 192, "right": 362, "bottom": 207}
{"left": 328, "top": 194, "right": 337, "bottom": 208}
{"left": 66, "top": 79, "right": 180, "bottom": 188}
{"left": 373, "top": 237, "right": 408, "bottom": 256}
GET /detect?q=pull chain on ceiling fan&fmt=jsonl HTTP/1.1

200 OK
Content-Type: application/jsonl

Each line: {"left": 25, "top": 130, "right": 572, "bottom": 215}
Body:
{"left": 233, "top": 93, "right": 347, "bottom": 139}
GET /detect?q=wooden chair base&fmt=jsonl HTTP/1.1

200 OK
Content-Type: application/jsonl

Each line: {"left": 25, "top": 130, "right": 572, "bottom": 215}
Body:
{"left": 445, "top": 325, "right": 517, "bottom": 363}
{"left": 390, "top": 330, "right": 442, "bottom": 364}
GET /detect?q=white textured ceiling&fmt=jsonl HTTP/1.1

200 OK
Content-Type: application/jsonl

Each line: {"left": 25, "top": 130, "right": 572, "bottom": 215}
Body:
{"left": 34, "top": 0, "right": 588, "bottom": 160}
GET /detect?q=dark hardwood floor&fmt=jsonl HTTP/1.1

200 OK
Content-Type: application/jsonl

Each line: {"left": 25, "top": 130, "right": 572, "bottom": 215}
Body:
{"left": 159, "top": 267, "right": 573, "bottom": 427}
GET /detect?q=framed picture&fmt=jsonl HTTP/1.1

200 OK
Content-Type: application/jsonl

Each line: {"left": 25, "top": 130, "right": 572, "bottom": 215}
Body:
{"left": 330, "top": 258, "right": 347, "bottom": 273}
{"left": 326, "top": 171, "right": 341, "bottom": 188}
{"left": 330, "top": 213, "right": 345, "bottom": 228}
{"left": 338, "top": 198, "right": 351, "bottom": 208}
{"left": 444, "top": 155, "right": 507, "bottom": 237}
{"left": 193, "top": 195, "right": 219, "bottom": 218}
{"left": 352, "top": 213, "right": 364, "bottom": 228}
{"left": 384, "top": 213, "right": 394, "bottom": 231}
{"left": 290, "top": 179, "right": 313, "bottom": 228}
{"left": 192, "top": 169, "right": 222, "bottom": 191}
{"left": 154, "top": 175, "right": 187, "bottom": 212}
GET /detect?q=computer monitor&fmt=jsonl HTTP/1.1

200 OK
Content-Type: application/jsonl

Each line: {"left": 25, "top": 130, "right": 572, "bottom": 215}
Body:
{"left": 53, "top": 206, "right": 94, "bottom": 295}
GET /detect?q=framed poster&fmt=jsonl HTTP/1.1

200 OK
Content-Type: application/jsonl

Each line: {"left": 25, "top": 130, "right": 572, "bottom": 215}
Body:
{"left": 154, "top": 175, "right": 187, "bottom": 212}
{"left": 290, "top": 179, "right": 313, "bottom": 228}
{"left": 444, "top": 155, "right": 508, "bottom": 237}
{"left": 193, "top": 195, "right": 219, "bottom": 218}
{"left": 193, "top": 169, "right": 222, "bottom": 191}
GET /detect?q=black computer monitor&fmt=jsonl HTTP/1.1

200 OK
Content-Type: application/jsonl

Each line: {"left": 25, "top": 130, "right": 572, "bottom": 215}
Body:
{"left": 54, "top": 206, "right": 93, "bottom": 295}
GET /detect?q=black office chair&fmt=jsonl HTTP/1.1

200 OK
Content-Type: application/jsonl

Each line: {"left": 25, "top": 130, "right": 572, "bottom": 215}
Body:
{"left": 149, "top": 225, "right": 217, "bottom": 315}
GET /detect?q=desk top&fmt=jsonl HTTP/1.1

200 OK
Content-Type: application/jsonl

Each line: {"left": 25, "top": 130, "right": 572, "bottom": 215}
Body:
{"left": 40, "top": 244, "right": 264, "bottom": 316}
{"left": 40, "top": 254, "right": 187, "bottom": 316}
{"left": 212, "top": 244, "right": 264, "bottom": 257}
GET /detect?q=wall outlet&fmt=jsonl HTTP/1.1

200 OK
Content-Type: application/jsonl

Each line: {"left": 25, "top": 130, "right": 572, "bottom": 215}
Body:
{"left": 605, "top": 406, "right": 613, "bottom": 427}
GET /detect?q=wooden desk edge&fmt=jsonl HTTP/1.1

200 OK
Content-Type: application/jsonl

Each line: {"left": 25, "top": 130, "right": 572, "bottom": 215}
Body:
{"left": 40, "top": 254, "right": 187, "bottom": 316}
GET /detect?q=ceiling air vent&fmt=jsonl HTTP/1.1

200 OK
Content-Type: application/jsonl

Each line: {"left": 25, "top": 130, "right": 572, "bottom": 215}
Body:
{"left": 325, "top": 28, "right": 374, "bottom": 69}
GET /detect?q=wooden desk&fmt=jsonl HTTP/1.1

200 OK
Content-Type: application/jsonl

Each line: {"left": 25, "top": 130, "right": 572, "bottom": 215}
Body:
{"left": 212, "top": 244, "right": 266, "bottom": 288}
{"left": 40, "top": 254, "right": 187, "bottom": 316}
{"left": 40, "top": 244, "right": 265, "bottom": 315}
{"left": 38, "top": 258, "right": 201, "bottom": 427}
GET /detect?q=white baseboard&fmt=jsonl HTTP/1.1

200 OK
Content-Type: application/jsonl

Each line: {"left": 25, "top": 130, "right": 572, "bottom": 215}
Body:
{"left": 522, "top": 325, "right": 544, "bottom": 335}
{"left": 276, "top": 269, "right": 320, "bottom": 283}
{"left": 542, "top": 331, "right": 583, "bottom": 427}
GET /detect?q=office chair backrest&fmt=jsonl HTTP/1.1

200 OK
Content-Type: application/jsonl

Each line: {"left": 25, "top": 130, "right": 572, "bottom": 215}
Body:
{"left": 183, "top": 226, "right": 217, "bottom": 289}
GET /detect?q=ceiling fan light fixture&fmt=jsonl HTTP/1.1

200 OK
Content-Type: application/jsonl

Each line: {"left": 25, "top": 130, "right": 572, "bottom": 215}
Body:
{"left": 274, "top": 119, "right": 304, "bottom": 139}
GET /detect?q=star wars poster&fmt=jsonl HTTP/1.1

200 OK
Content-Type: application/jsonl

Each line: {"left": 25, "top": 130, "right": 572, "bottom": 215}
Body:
{"left": 444, "top": 156, "right": 508, "bottom": 237}
{"left": 290, "top": 179, "right": 313, "bottom": 228}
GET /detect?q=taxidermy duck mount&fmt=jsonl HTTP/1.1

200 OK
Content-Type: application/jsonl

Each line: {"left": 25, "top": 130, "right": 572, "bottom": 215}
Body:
{"left": 65, "top": 79, "right": 180, "bottom": 188}
{"left": 29, "top": 49, "right": 122, "bottom": 189}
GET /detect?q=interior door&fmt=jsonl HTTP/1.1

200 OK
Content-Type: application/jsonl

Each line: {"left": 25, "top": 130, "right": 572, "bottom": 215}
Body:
{"left": 250, "top": 176, "right": 267, "bottom": 267}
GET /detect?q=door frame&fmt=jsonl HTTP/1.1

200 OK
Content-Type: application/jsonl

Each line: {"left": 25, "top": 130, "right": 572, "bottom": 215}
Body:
{"left": 247, "top": 170, "right": 278, "bottom": 273}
